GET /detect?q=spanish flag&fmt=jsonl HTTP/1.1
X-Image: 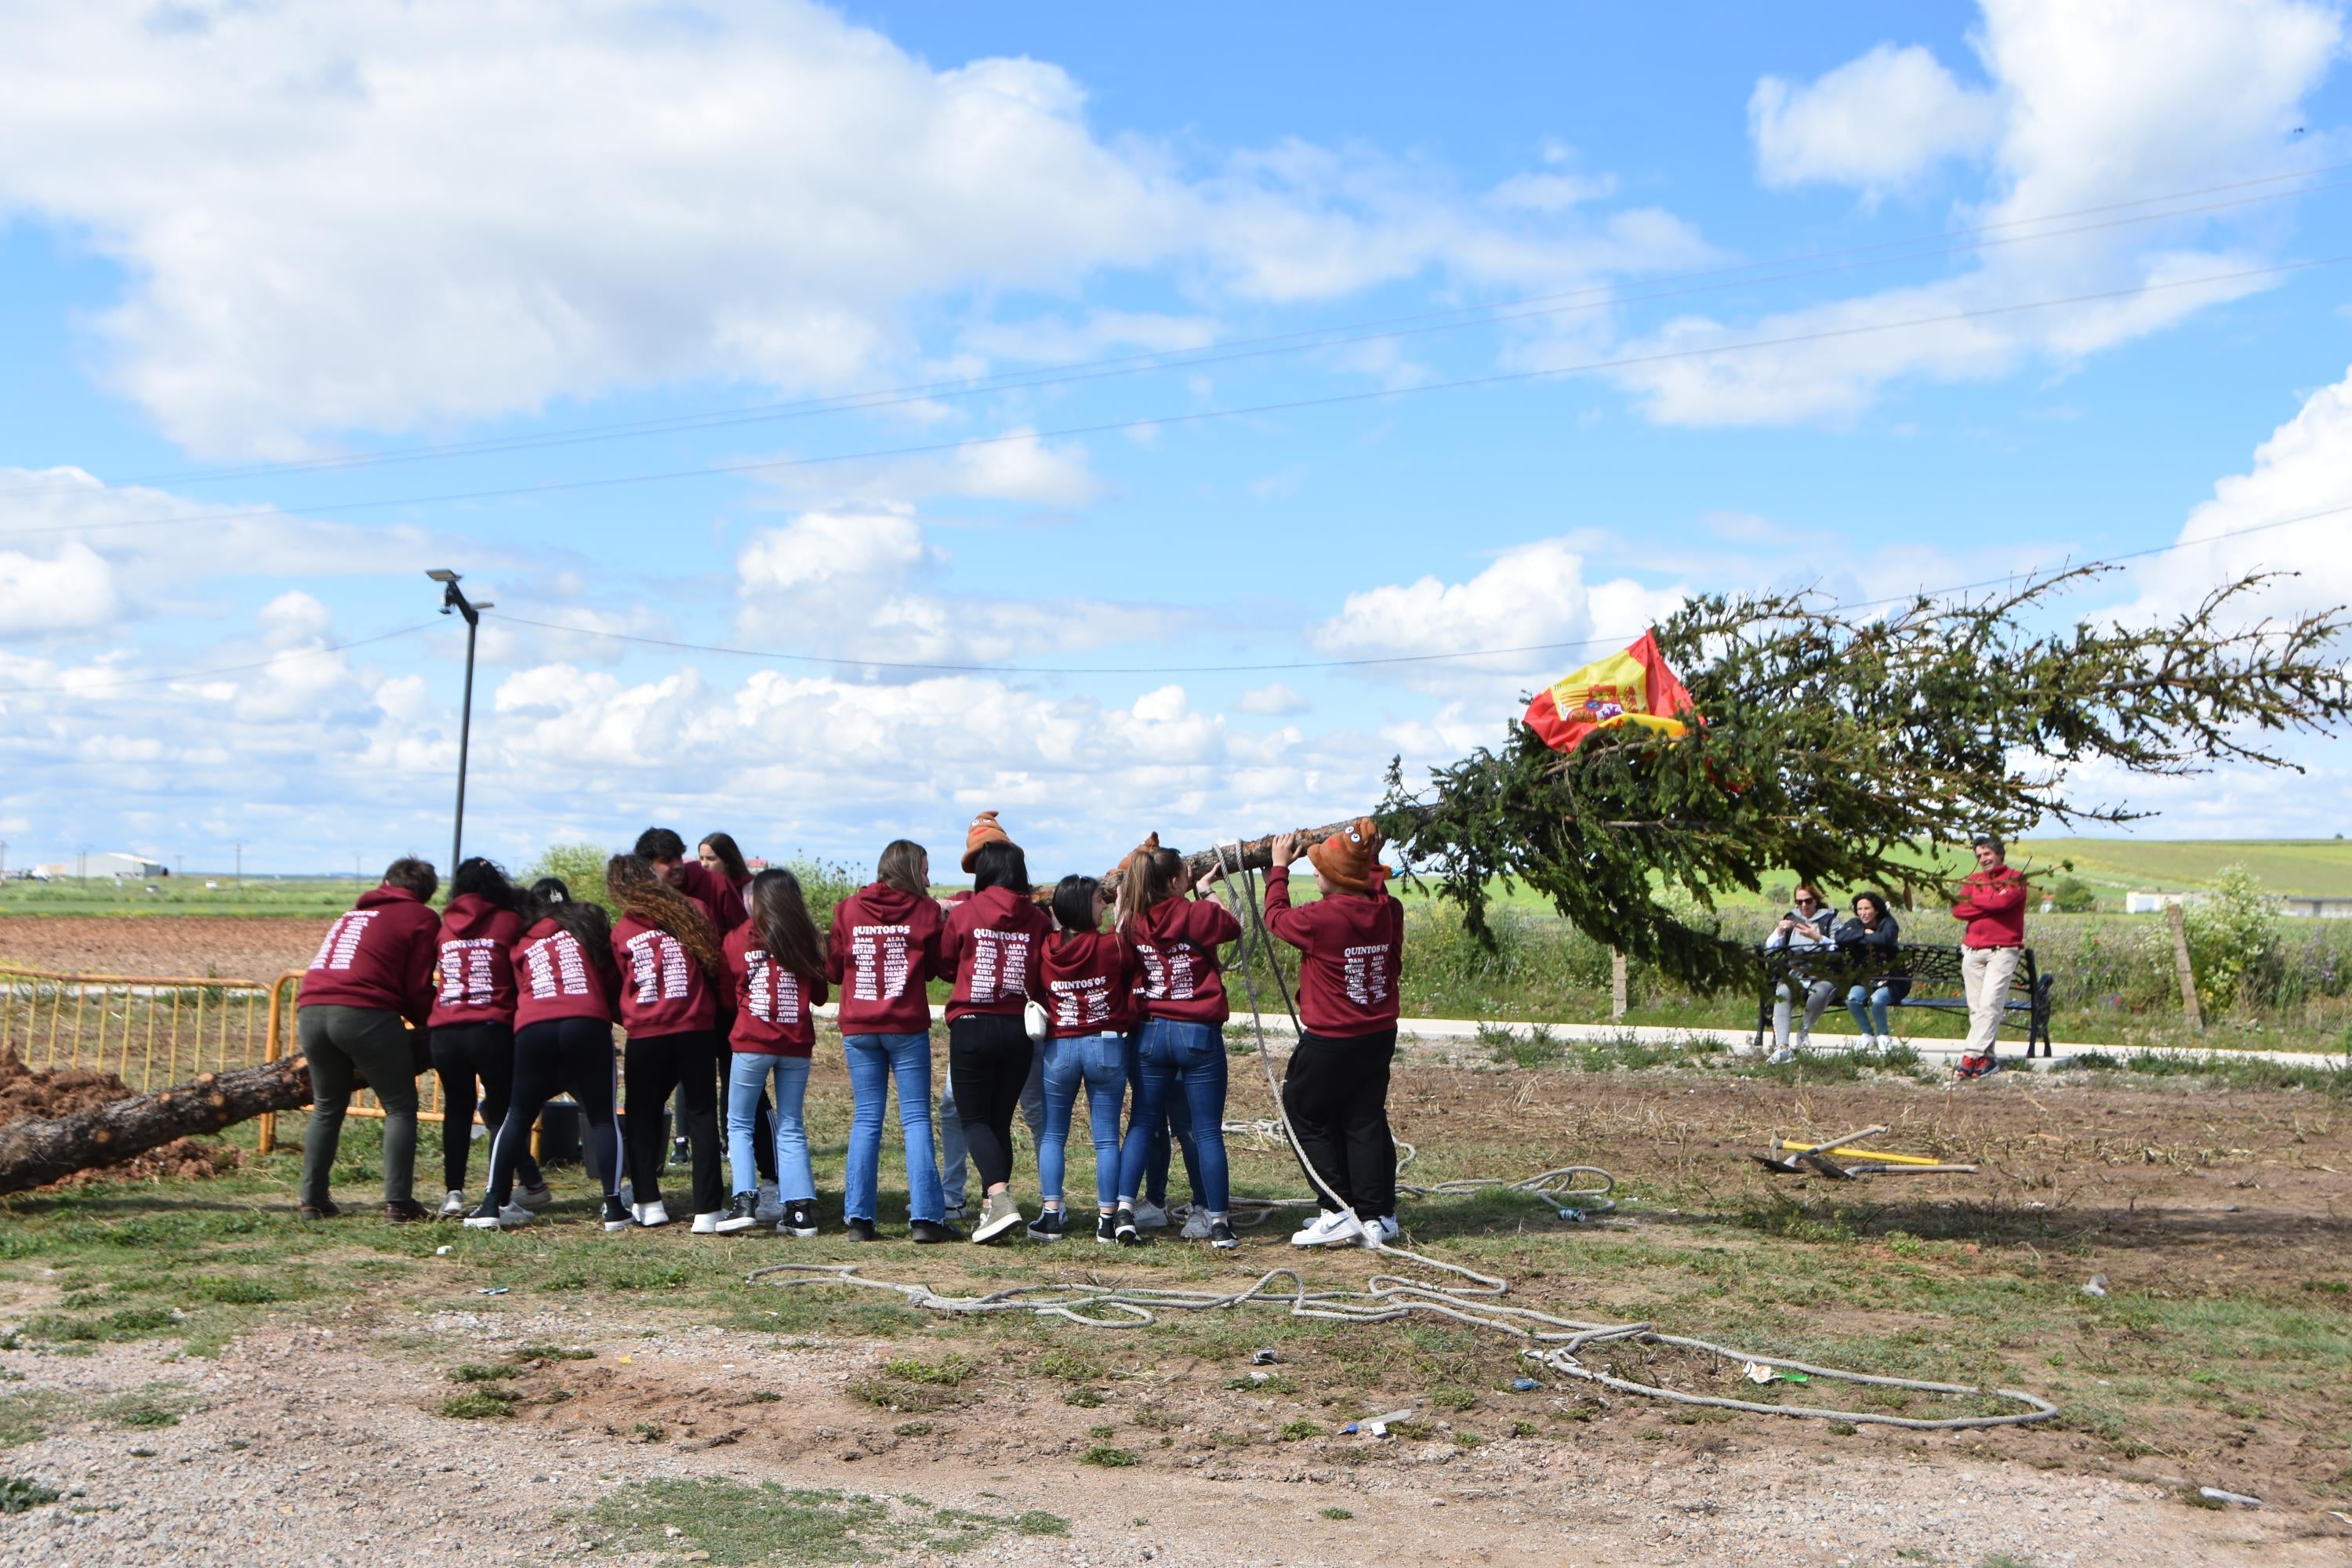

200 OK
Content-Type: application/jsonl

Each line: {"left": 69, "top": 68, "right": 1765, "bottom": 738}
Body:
{"left": 1523, "top": 630, "right": 1696, "bottom": 754}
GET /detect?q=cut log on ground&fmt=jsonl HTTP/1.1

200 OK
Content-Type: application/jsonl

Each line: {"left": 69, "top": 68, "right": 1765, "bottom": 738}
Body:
{"left": 0, "top": 1056, "right": 312, "bottom": 1197}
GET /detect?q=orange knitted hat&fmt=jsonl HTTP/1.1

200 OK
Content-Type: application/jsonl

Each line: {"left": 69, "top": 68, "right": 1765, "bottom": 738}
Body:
{"left": 960, "top": 810, "right": 1012, "bottom": 873}
{"left": 1306, "top": 818, "right": 1387, "bottom": 895}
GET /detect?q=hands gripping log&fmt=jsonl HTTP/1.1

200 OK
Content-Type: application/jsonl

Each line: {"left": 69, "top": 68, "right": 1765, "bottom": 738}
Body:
{"left": 4, "top": 566, "right": 2346, "bottom": 1426}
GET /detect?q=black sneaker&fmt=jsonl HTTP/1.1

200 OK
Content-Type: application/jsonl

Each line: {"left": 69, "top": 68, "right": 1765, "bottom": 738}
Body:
{"left": 779, "top": 1200, "right": 818, "bottom": 1239}
{"left": 1114, "top": 1206, "right": 1142, "bottom": 1246}
{"left": 670, "top": 1134, "right": 690, "bottom": 1166}
{"left": 845, "top": 1218, "right": 880, "bottom": 1243}
{"left": 601, "top": 1196, "right": 633, "bottom": 1232}
{"left": 715, "top": 1191, "right": 762, "bottom": 1234}
{"left": 1026, "top": 1207, "right": 1066, "bottom": 1242}
{"left": 1095, "top": 1212, "right": 1120, "bottom": 1246}
{"left": 910, "top": 1219, "right": 964, "bottom": 1244}
{"left": 1209, "top": 1218, "right": 1238, "bottom": 1250}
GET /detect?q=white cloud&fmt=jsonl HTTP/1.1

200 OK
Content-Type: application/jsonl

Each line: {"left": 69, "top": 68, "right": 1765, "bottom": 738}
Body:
{"left": 1627, "top": 0, "right": 2341, "bottom": 426}
{"left": 1237, "top": 681, "right": 1310, "bottom": 716}
{"left": 750, "top": 430, "right": 1105, "bottom": 510}
{"left": 0, "top": 542, "right": 120, "bottom": 638}
{"left": 739, "top": 510, "right": 933, "bottom": 595}
{"left": 1750, "top": 44, "right": 1998, "bottom": 197}
{"left": 1308, "top": 538, "right": 1686, "bottom": 699}
{"left": 0, "top": 2, "right": 1719, "bottom": 456}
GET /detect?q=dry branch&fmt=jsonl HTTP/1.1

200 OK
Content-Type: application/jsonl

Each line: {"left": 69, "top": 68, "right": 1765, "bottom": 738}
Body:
{"left": 0, "top": 1056, "right": 312, "bottom": 1197}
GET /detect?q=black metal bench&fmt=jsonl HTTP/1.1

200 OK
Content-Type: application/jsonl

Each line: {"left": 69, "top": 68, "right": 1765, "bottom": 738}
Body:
{"left": 1751, "top": 942, "right": 2054, "bottom": 1058}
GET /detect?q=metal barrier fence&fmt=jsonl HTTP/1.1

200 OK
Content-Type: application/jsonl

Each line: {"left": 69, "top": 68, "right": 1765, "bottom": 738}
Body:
{"left": 0, "top": 964, "right": 470, "bottom": 1158}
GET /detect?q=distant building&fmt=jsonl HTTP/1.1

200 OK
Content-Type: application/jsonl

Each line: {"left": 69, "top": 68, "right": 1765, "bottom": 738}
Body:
{"left": 2124, "top": 891, "right": 2196, "bottom": 914}
{"left": 101, "top": 853, "right": 169, "bottom": 879}
{"left": 2278, "top": 895, "right": 2352, "bottom": 920}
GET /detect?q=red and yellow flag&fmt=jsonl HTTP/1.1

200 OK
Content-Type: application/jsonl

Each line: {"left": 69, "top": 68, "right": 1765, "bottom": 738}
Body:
{"left": 1523, "top": 630, "right": 1696, "bottom": 754}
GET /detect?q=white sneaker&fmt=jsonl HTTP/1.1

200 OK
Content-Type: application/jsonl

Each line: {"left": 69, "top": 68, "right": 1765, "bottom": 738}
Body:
{"left": 437, "top": 1189, "right": 467, "bottom": 1219}
{"left": 1289, "top": 1209, "right": 1360, "bottom": 1248}
{"left": 463, "top": 1201, "right": 534, "bottom": 1230}
{"left": 1794, "top": 1031, "right": 1812, "bottom": 1052}
{"left": 633, "top": 1200, "right": 672, "bottom": 1228}
{"left": 690, "top": 1210, "right": 724, "bottom": 1235}
{"left": 1179, "top": 1208, "right": 1214, "bottom": 1241}
{"left": 1766, "top": 1047, "right": 1797, "bottom": 1065}
{"left": 514, "top": 1182, "right": 554, "bottom": 1210}
{"left": 1367, "top": 1215, "right": 1400, "bottom": 1246}
{"left": 755, "top": 1183, "right": 783, "bottom": 1225}
{"left": 1132, "top": 1200, "right": 1171, "bottom": 1230}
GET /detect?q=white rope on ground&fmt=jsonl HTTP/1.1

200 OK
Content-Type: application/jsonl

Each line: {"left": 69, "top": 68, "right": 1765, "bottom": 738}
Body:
{"left": 749, "top": 838, "right": 2058, "bottom": 1432}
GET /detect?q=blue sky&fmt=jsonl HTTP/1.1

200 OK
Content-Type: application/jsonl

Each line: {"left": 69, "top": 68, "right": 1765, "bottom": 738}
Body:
{"left": 2, "top": 0, "right": 2348, "bottom": 878}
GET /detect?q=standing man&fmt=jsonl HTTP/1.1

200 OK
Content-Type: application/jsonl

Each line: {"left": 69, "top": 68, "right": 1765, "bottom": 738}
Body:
{"left": 1951, "top": 834, "right": 2027, "bottom": 1078}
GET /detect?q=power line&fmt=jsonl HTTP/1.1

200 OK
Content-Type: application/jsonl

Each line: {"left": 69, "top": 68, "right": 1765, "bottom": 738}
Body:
{"left": 0, "top": 622, "right": 435, "bottom": 695}
{"left": 6, "top": 252, "right": 2343, "bottom": 545}
{"left": 2, "top": 159, "right": 2339, "bottom": 504}
{"left": 485, "top": 506, "right": 2340, "bottom": 677}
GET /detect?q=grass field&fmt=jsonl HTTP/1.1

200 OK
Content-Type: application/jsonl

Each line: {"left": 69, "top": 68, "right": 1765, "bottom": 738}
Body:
{"left": 0, "top": 1047, "right": 2346, "bottom": 1563}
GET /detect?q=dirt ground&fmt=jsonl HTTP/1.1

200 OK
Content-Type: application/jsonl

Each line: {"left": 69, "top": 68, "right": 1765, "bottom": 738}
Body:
{"left": 0, "top": 916, "right": 323, "bottom": 980}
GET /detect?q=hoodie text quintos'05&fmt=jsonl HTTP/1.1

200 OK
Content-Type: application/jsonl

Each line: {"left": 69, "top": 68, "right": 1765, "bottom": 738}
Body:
{"left": 942, "top": 884, "right": 1052, "bottom": 1022}
{"left": 1263, "top": 865, "right": 1405, "bottom": 1036}
{"left": 827, "top": 881, "right": 946, "bottom": 1035}
{"left": 427, "top": 892, "right": 524, "bottom": 1029}
{"left": 610, "top": 910, "right": 717, "bottom": 1036}
{"left": 300, "top": 884, "right": 443, "bottom": 1027}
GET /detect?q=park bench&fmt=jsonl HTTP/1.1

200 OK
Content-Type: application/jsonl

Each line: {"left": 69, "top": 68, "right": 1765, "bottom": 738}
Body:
{"left": 1751, "top": 942, "right": 2055, "bottom": 1058}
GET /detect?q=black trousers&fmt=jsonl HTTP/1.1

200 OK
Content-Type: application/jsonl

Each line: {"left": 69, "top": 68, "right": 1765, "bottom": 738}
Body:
{"left": 626, "top": 1029, "right": 723, "bottom": 1215}
{"left": 1280, "top": 1028, "right": 1399, "bottom": 1220}
{"left": 948, "top": 1013, "right": 1033, "bottom": 1190}
{"left": 430, "top": 1022, "right": 542, "bottom": 1195}
{"left": 487, "top": 1018, "right": 621, "bottom": 1207}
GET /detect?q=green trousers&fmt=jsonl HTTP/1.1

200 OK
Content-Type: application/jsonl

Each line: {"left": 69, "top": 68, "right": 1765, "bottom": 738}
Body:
{"left": 297, "top": 1004, "right": 419, "bottom": 1208}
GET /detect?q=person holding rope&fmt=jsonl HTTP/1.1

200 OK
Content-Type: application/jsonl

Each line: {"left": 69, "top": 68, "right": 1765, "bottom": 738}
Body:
{"left": 1112, "top": 840, "right": 1239, "bottom": 1248}
{"left": 828, "top": 840, "right": 961, "bottom": 1243}
{"left": 940, "top": 833, "right": 1052, "bottom": 1243}
{"left": 608, "top": 854, "right": 728, "bottom": 1232}
{"left": 1026, "top": 874, "right": 1135, "bottom": 1244}
{"left": 1265, "top": 822, "right": 1406, "bottom": 1248}
{"left": 426, "top": 857, "right": 550, "bottom": 1218}
{"left": 468, "top": 878, "right": 630, "bottom": 1232}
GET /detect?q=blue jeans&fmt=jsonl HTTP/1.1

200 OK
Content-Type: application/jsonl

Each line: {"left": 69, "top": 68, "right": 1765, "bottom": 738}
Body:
{"left": 1846, "top": 985, "right": 1896, "bottom": 1038}
{"left": 1117, "top": 1019, "right": 1229, "bottom": 1214}
{"left": 1124, "top": 1036, "right": 1202, "bottom": 1208}
{"left": 727, "top": 1052, "right": 813, "bottom": 1202}
{"left": 841, "top": 1033, "right": 945, "bottom": 1224}
{"left": 1040, "top": 1033, "right": 1130, "bottom": 1210}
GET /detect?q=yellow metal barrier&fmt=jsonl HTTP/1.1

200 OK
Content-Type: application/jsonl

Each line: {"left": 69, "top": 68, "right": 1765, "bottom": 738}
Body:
{"left": 4, "top": 964, "right": 472, "bottom": 1159}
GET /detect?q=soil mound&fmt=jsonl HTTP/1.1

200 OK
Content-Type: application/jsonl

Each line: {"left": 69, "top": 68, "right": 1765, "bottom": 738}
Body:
{"left": 0, "top": 1049, "right": 243, "bottom": 1186}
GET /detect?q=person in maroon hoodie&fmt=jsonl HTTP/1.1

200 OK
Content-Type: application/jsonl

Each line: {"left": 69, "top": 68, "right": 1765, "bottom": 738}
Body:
{"left": 1265, "top": 821, "right": 1406, "bottom": 1249}
{"left": 1025, "top": 874, "right": 1147, "bottom": 1246}
{"left": 941, "top": 837, "right": 1053, "bottom": 1243}
{"left": 715, "top": 868, "right": 829, "bottom": 1236}
{"left": 1951, "top": 833, "right": 2029, "bottom": 1078}
{"left": 1110, "top": 840, "right": 1240, "bottom": 1246}
{"left": 296, "top": 857, "right": 442, "bottom": 1221}
{"left": 470, "top": 878, "right": 633, "bottom": 1232}
{"left": 426, "top": 858, "right": 548, "bottom": 1218}
{"left": 826, "top": 839, "right": 960, "bottom": 1242}
{"left": 607, "top": 854, "right": 728, "bottom": 1231}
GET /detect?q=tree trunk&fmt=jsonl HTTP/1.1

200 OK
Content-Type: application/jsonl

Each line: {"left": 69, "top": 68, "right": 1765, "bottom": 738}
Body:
{"left": 0, "top": 1056, "right": 312, "bottom": 1197}
{"left": 1095, "top": 806, "right": 1438, "bottom": 900}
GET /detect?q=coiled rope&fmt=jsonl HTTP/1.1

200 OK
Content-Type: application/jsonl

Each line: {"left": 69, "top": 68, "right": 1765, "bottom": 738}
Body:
{"left": 750, "top": 840, "right": 2056, "bottom": 1431}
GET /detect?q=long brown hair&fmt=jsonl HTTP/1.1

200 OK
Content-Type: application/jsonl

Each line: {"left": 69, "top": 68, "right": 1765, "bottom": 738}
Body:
{"left": 875, "top": 839, "right": 930, "bottom": 899}
{"left": 605, "top": 854, "right": 722, "bottom": 975}
{"left": 749, "top": 868, "right": 826, "bottom": 981}
{"left": 699, "top": 830, "right": 750, "bottom": 884}
{"left": 1116, "top": 844, "right": 1186, "bottom": 937}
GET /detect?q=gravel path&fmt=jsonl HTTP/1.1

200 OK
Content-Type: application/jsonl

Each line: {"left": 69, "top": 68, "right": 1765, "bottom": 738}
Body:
{"left": 0, "top": 1298, "right": 2340, "bottom": 1568}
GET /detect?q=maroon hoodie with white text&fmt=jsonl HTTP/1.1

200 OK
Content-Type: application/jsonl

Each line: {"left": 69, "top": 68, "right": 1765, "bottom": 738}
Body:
{"left": 299, "top": 885, "right": 441, "bottom": 1027}
{"left": 942, "top": 885, "right": 1053, "bottom": 1022}
{"left": 426, "top": 894, "right": 524, "bottom": 1029}
{"left": 826, "top": 881, "right": 946, "bottom": 1034}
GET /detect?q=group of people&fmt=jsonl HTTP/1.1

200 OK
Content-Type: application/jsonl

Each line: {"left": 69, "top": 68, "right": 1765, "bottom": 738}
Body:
{"left": 1762, "top": 833, "right": 2028, "bottom": 1073}
{"left": 292, "top": 813, "right": 1411, "bottom": 1250}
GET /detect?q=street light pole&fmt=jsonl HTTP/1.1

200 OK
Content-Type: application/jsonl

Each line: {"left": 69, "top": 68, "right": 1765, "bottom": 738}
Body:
{"left": 426, "top": 570, "right": 493, "bottom": 876}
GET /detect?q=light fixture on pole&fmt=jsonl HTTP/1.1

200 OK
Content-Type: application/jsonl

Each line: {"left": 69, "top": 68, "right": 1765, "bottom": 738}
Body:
{"left": 427, "top": 570, "right": 492, "bottom": 877}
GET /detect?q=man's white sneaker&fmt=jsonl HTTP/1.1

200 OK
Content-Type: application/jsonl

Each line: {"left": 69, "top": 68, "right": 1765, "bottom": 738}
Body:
{"left": 1132, "top": 1200, "right": 1171, "bottom": 1230}
{"left": 1289, "top": 1209, "right": 1360, "bottom": 1248}
{"left": 437, "top": 1189, "right": 467, "bottom": 1219}
{"left": 1367, "top": 1215, "right": 1400, "bottom": 1246}
{"left": 1179, "top": 1208, "right": 1214, "bottom": 1241}
{"left": 1766, "top": 1047, "right": 1797, "bottom": 1065}
{"left": 633, "top": 1200, "right": 672, "bottom": 1228}
{"left": 690, "top": 1210, "right": 724, "bottom": 1235}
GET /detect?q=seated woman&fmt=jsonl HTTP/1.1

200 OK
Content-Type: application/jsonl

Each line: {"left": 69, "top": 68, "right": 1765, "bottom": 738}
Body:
{"left": 1762, "top": 884, "right": 1839, "bottom": 1063}
{"left": 1835, "top": 891, "right": 1910, "bottom": 1050}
